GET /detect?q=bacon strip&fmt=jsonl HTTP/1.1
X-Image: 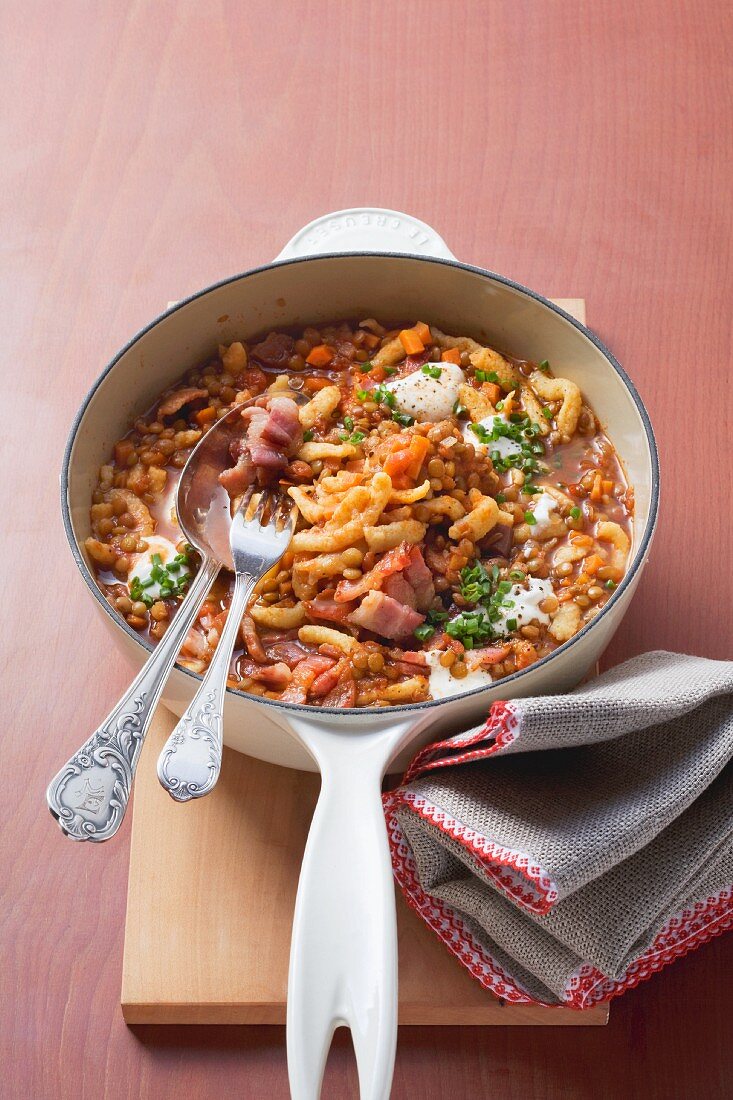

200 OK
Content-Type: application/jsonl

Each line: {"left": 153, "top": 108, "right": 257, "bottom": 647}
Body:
{"left": 279, "top": 654, "right": 336, "bottom": 704}
{"left": 158, "top": 387, "right": 208, "bottom": 418}
{"left": 348, "top": 590, "right": 425, "bottom": 640}
{"left": 334, "top": 542, "right": 414, "bottom": 603}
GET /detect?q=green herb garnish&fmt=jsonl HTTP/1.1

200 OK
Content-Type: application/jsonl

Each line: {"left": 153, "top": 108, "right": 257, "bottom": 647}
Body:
{"left": 359, "top": 361, "right": 373, "bottom": 373}
{"left": 413, "top": 608, "right": 449, "bottom": 643}
{"left": 605, "top": 579, "right": 616, "bottom": 590}
{"left": 129, "top": 547, "right": 193, "bottom": 608}
{"left": 569, "top": 506, "right": 581, "bottom": 520}
{"left": 392, "top": 411, "right": 415, "bottom": 427}
{"left": 303, "top": 429, "right": 314, "bottom": 442}
{"left": 539, "top": 359, "right": 551, "bottom": 373}
{"left": 525, "top": 511, "right": 537, "bottom": 525}
{"left": 446, "top": 561, "right": 519, "bottom": 646}
{"left": 469, "top": 414, "right": 548, "bottom": 478}
{"left": 542, "top": 407, "right": 553, "bottom": 419}
{"left": 421, "top": 363, "right": 443, "bottom": 379}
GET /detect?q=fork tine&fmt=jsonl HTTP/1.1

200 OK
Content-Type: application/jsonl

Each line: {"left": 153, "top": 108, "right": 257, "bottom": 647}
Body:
{"left": 250, "top": 489, "right": 270, "bottom": 525}
{"left": 275, "top": 495, "right": 295, "bottom": 533}
{"left": 237, "top": 485, "right": 256, "bottom": 517}
{"left": 272, "top": 494, "right": 289, "bottom": 528}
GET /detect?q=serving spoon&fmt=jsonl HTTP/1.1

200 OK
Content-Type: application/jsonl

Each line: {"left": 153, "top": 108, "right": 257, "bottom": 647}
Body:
{"left": 46, "top": 401, "right": 267, "bottom": 841}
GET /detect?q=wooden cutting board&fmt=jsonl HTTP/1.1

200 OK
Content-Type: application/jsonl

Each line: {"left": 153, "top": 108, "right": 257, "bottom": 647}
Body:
{"left": 122, "top": 298, "right": 608, "bottom": 1026}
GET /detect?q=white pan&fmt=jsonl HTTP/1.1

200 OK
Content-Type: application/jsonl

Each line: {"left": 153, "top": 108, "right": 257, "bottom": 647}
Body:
{"left": 62, "top": 209, "right": 659, "bottom": 1098}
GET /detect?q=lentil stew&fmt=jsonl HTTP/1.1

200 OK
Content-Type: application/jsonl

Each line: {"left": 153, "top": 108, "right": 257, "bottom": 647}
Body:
{"left": 86, "top": 318, "right": 633, "bottom": 708}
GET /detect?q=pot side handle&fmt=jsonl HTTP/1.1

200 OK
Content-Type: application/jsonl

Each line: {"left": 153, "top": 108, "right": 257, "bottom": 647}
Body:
{"left": 275, "top": 207, "right": 457, "bottom": 262}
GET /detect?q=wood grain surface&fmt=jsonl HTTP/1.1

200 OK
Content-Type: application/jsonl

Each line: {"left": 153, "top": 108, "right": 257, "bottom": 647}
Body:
{"left": 2, "top": 2, "right": 731, "bottom": 1098}
{"left": 123, "top": 700, "right": 608, "bottom": 1027}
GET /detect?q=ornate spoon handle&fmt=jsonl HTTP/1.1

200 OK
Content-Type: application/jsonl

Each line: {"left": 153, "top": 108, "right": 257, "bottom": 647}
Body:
{"left": 47, "top": 556, "right": 221, "bottom": 842}
{"left": 156, "top": 570, "right": 256, "bottom": 802}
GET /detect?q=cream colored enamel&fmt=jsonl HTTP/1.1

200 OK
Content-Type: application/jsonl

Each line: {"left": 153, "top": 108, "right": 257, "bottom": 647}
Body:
{"left": 65, "top": 252, "right": 656, "bottom": 774}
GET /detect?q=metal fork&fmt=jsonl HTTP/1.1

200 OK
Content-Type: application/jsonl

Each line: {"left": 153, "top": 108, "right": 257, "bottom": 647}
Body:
{"left": 156, "top": 487, "right": 295, "bottom": 802}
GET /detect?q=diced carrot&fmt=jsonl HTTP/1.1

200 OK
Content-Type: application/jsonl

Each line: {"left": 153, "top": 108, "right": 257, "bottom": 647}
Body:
{"left": 441, "top": 348, "right": 461, "bottom": 365}
{"left": 114, "top": 439, "right": 135, "bottom": 465}
{"left": 304, "top": 376, "right": 332, "bottom": 393}
{"left": 576, "top": 572, "right": 590, "bottom": 586}
{"left": 590, "top": 472, "right": 603, "bottom": 501}
{"left": 583, "top": 554, "right": 604, "bottom": 575}
{"left": 558, "top": 587, "right": 576, "bottom": 599}
{"left": 399, "top": 328, "right": 425, "bottom": 355}
{"left": 570, "top": 532, "right": 594, "bottom": 547}
{"left": 195, "top": 406, "right": 216, "bottom": 425}
{"left": 602, "top": 479, "right": 614, "bottom": 494}
{"left": 413, "top": 321, "right": 432, "bottom": 346}
{"left": 407, "top": 434, "right": 430, "bottom": 470}
{"left": 370, "top": 363, "right": 386, "bottom": 383}
{"left": 383, "top": 435, "right": 430, "bottom": 487}
{"left": 362, "top": 333, "right": 381, "bottom": 350}
{"left": 482, "top": 382, "right": 502, "bottom": 406}
{"left": 306, "top": 344, "right": 335, "bottom": 367}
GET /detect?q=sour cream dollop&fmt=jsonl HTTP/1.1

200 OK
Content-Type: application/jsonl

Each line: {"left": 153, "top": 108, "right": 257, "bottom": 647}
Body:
{"left": 492, "top": 577, "right": 554, "bottom": 635}
{"left": 128, "top": 536, "right": 190, "bottom": 601}
{"left": 386, "top": 363, "right": 465, "bottom": 423}
{"left": 462, "top": 414, "right": 523, "bottom": 459}
{"left": 527, "top": 491, "right": 558, "bottom": 536}
{"left": 425, "top": 650, "right": 495, "bottom": 699}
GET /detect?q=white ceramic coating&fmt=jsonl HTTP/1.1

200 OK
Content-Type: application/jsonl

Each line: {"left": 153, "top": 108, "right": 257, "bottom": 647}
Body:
{"left": 62, "top": 208, "right": 658, "bottom": 1099}
{"left": 64, "top": 210, "right": 658, "bottom": 773}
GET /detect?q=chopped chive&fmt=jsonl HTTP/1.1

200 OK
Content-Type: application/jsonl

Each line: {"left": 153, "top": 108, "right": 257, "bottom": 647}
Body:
{"left": 542, "top": 407, "right": 553, "bottom": 419}
{"left": 487, "top": 370, "right": 499, "bottom": 383}
{"left": 421, "top": 363, "right": 443, "bottom": 379}
{"left": 539, "top": 359, "right": 550, "bottom": 373}
{"left": 506, "top": 618, "right": 518, "bottom": 632}
{"left": 509, "top": 570, "right": 526, "bottom": 582}
{"left": 525, "top": 511, "right": 537, "bottom": 525}
{"left": 605, "top": 579, "right": 616, "bottom": 590}
{"left": 303, "top": 429, "right": 314, "bottom": 442}
{"left": 359, "top": 361, "right": 373, "bottom": 373}
{"left": 356, "top": 389, "right": 368, "bottom": 401}
{"left": 383, "top": 366, "right": 397, "bottom": 376}
{"left": 344, "top": 415, "right": 354, "bottom": 431}
{"left": 414, "top": 623, "right": 435, "bottom": 641}
{"left": 496, "top": 493, "right": 506, "bottom": 504}
{"left": 569, "top": 506, "right": 581, "bottom": 520}
{"left": 495, "top": 400, "right": 505, "bottom": 411}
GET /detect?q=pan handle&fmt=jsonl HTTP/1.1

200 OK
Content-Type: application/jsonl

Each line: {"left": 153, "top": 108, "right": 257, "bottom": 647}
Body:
{"left": 275, "top": 207, "right": 457, "bottom": 262}
{"left": 285, "top": 721, "right": 409, "bottom": 1100}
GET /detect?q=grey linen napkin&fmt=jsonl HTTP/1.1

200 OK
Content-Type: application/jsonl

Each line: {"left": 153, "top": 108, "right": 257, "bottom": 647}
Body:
{"left": 384, "top": 652, "right": 733, "bottom": 1007}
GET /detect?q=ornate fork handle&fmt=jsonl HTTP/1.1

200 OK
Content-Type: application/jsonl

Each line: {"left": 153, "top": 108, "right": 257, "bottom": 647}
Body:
{"left": 47, "top": 557, "right": 221, "bottom": 842}
{"left": 157, "top": 570, "right": 256, "bottom": 802}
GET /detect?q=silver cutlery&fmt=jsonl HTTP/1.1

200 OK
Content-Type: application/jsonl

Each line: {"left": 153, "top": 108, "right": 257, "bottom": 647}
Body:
{"left": 156, "top": 487, "right": 294, "bottom": 802}
{"left": 46, "top": 402, "right": 264, "bottom": 841}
